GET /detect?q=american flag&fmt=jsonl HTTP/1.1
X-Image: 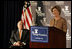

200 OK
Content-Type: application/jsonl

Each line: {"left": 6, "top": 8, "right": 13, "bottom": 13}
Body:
{"left": 21, "top": 1, "right": 32, "bottom": 30}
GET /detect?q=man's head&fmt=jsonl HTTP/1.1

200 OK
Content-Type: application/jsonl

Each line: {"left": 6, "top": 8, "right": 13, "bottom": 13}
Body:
{"left": 17, "top": 21, "right": 23, "bottom": 30}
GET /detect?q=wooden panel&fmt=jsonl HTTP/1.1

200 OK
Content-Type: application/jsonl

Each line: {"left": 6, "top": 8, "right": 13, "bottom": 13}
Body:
{"left": 29, "top": 27, "right": 66, "bottom": 48}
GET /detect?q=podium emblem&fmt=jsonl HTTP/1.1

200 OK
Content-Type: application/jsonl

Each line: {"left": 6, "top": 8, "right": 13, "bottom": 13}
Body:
{"left": 30, "top": 26, "right": 49, "bottom": 43}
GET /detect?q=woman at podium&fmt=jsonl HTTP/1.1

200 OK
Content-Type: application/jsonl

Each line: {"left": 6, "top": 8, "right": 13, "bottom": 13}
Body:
{"left": 50, "top": 5, "right": 67, "bottom": 33}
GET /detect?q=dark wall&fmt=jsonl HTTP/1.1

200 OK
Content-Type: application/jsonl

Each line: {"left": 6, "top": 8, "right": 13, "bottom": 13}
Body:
{"left": 0, "top": 1, "right": 4, "bottom": 48}
{"left": 0, "top": 0, "right": 24, "bottom": 48}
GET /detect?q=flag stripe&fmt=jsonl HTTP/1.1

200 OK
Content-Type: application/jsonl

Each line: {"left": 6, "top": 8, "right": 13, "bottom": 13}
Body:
{"left": 26, "top": 10, "right": 32, "bottom": 26}
{"left": 21, "top": 1, "right": 32, "bottom": 30}
{"left": 24, "top": 11, "right": 29, "bottom": 29}
{"left": 22, "top": 10, "right": 27, "bottom": 29}
{"left": 27, "top": 7, "right": 32, "bottom": 21}
{"left": 25, "top": 11, "right": 30, "bottom": 29}
{"left": 29, "top": 6, "right": 31, "bottom": 14}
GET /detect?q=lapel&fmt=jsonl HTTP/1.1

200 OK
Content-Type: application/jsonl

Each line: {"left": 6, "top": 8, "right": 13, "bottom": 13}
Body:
{"left": 21, "top": 30, "right": 24, "bottom": 40}
{"left": 16, "top": 30, "right": 20, "bottom": 40}
{"left": 21, "top": 30, "right": 25, "bottom": 40}
{"left": 21, "top": 29, "right": 27, "bottom": 40}
{"left": 16, "top": 29, "right": 27, "bottom": 41}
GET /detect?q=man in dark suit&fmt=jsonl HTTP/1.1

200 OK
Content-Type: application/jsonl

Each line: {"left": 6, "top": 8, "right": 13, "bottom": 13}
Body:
{"left": 10, "top": 21, "right": 29, "bottom": 48}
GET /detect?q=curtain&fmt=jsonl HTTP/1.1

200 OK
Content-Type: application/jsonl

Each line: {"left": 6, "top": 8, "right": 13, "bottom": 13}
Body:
{"left": 1, "top": 1, "right": 24, "bottom": 48}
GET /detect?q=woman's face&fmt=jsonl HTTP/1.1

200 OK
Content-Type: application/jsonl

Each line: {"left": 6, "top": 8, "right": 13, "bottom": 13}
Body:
{"left": 52, "top": 8, "right": 59, "bottom": 16}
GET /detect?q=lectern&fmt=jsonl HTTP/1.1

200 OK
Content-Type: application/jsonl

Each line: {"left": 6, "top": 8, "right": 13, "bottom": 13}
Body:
{"left": 29, "top": 26, "right": 66, "bottom": 48}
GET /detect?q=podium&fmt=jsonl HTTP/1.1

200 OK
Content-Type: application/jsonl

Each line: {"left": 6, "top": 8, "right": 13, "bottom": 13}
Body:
{"left": 29, "top": 27, "right": 66, "bottom": 48}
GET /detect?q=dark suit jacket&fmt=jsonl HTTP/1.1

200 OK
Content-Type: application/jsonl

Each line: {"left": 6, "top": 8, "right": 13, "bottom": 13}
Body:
{"left": 10, "top": 29, "right": 29, "bottom": 48}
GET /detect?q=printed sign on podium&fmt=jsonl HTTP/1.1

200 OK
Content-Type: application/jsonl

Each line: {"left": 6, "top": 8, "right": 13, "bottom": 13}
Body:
{"left": 30, "top": 26, "right": 49, "bottom": 43}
